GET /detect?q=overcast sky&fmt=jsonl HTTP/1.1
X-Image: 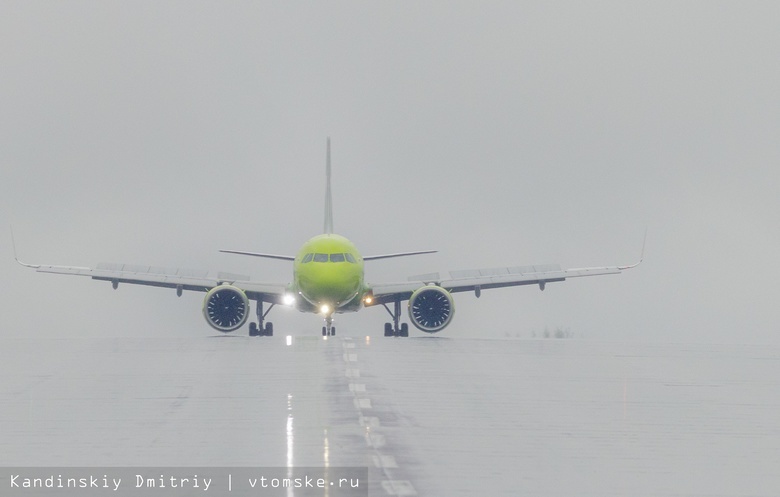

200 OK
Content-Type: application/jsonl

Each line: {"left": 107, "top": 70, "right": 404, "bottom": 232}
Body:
{"left": 2, "top": 2, "right": 778, "bottom": 343}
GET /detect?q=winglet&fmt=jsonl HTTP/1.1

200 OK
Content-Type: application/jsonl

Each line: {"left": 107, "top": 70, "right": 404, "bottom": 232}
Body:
{"left": 324, "top": 137, "right": 334, "bottom": 235}
{"left": 618, "top": 228, "right": 647, "bottom": 270}
{"left": 10, "top": 226, "right": 40, "bottom": 268}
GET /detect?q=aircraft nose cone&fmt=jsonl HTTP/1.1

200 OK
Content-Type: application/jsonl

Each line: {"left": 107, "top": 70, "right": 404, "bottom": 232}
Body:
{"left": 298, "top": 265, "right": 361, "bottom": 308}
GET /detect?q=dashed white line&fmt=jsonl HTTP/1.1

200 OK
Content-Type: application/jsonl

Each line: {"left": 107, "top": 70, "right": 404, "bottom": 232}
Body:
{"left": 359, "top": 416, "right": 380, "bottom": 428}
{"left": 365, "top": 432, "right": 386, "bottom": 448}
{"left": 381, "top": 480, "right": 417, "bottom": 496}
{"left": 373, "top": 454, "right": 398, "bottom": 468}
{"left": 339, "top": 339, "right": 414, "bottom": 496}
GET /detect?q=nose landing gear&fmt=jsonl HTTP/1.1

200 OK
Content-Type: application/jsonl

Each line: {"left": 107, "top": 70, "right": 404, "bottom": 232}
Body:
{"left": 322, "top": 315, "right": 336, "bottom": 336}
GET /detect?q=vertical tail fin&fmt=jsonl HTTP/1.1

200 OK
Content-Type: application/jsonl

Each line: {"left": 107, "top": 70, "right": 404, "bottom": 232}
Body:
{"left": 324, "top": 137, "right": 334, "bottom": 234}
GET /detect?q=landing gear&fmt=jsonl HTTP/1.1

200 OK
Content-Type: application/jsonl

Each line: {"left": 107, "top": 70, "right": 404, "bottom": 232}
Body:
{"left": 249, "top": 299, "right": 274, "bottom": 337}
{"left": 382, "top": 298, "right": 409, "bottom": 337}
{"left": 322, "top": 315, "right": 336, "bottom": 337}
{"left": 382, "top": 322, "right": 407, "bottom": 337}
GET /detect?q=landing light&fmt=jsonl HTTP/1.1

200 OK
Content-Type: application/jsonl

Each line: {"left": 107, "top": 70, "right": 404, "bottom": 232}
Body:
{"left": 283, "top": 294, "right": 295, "bottom": 306}
{"left": 364, "top": 296, "right": 373, "bottom": 305}
{"left": 320, "top": 304, "right": 331, "bottom": 314}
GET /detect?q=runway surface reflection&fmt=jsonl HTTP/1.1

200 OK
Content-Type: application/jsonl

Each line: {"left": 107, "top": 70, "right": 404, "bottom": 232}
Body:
{"left": 2, "top": 335, "right": 780, "bottom": 496}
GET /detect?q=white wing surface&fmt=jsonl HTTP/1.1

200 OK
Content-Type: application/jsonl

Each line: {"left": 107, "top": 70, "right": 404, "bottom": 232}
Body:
{"left": 369, "top": 261, "right": 638, "bottom": 305}
{"left": 25, "top": 261, "right": 289, "bottom": 304}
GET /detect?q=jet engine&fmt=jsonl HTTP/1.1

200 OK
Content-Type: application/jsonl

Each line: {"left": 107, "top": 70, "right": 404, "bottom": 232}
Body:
{"left": 202, "top": 284, "right": 249, "bottom": 332}
{"left": 408, "top": 285, "right": 455, "bottom": 333}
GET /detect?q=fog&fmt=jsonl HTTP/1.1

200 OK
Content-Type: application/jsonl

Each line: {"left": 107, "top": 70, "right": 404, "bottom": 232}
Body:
{"left": 2, "top": 2, "right": 778, "bottom": 342}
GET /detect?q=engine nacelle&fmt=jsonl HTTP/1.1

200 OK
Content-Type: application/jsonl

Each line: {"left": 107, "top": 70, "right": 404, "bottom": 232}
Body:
{"left": 408, "top": 285, "right": 455, "bottom": 333}
{"left": 202, "top": 284, "right": 249, "bottom": 332}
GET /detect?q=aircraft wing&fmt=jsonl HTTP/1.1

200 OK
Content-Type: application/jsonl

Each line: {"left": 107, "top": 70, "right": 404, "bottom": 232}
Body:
{"left": 369, "top": 262, "right": 637, "bottom": 305}
{"left": 25, "top": 262, "right": 289, "bottom": 304}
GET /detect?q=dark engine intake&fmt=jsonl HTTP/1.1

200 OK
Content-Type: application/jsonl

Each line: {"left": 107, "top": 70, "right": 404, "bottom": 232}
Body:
{"left": 202, "top": 284, "right": 249, "bottom": 332}
{"left": 408, "top": 285, "right": 455, "bottom": 333}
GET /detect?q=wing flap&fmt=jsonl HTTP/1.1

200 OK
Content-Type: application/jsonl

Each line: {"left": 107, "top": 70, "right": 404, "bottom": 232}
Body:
{"left": 449, "top": 264, "right": 562, "bottom": 279}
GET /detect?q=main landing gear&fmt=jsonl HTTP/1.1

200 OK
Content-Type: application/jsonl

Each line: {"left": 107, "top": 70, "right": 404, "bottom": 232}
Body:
{"left": 249, "top": 298, "right": 274, "bottom": 337}
{"left": 382, "top": 299, "right": 409, "bottom": 337}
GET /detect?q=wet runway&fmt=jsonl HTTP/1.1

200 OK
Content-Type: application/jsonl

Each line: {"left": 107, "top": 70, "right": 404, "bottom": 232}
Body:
{"left": 2, "top": 334, "right": 780, "bottom": 496}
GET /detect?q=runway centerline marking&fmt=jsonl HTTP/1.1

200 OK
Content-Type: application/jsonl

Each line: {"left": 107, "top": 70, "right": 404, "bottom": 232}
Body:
{"left": 354, "top": 398, "right": 372, "bottom": 409}
{"left": 359, "top": 416, "right": 380, "bottom": 428}
{"left": 381, "top": 480, "right": 417, "bottom": 496}
{"left": 365, "top": 433, "right": 386, "bottom": 448}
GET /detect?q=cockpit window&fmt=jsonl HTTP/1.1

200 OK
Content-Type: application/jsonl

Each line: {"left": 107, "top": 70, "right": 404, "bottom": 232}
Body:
{"left": 305, "top": 252, "right": 358, "bottom": 263}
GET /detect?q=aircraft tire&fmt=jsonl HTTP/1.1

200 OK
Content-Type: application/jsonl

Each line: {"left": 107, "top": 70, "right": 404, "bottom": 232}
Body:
{"left": 249, "top": 322, "right": 258, "bottom": 337}
{"left": 384, "top": 323, "right": 393, "bottom": 337}
{"left": 265, "top": 322, "right": 274, "bottom": 337}
{"left": 400, "top": 323, "right": 409, "bottom": 337}
{"left": 322, "top": 327, "right": 327, "bottom": 336}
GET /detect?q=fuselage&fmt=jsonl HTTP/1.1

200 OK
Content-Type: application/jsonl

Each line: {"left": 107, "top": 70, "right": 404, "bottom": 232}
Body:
{"left": 292, "top": 234, "right": 366, "bottom": 315}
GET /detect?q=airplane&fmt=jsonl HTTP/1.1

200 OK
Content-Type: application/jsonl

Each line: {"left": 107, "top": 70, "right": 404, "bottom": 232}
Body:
{"left": 14, "top": 139, "right": 642, "bottom": 337}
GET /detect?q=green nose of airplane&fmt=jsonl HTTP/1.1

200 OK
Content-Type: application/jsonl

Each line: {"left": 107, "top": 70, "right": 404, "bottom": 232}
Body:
{"left": 294, "top": 233, "right": 366, "bottom": 312}
{"left": 296, "top": 259, "right": 362, "bottom": 310}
